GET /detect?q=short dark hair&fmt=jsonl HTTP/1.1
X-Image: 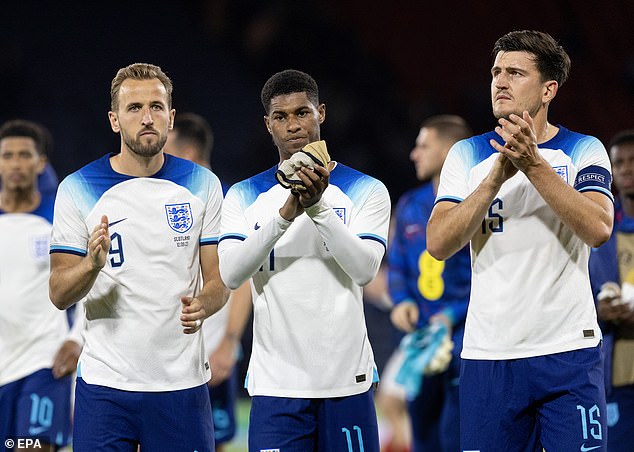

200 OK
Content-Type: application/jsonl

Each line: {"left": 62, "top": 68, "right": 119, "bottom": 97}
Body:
{"left": 492, "top": 30, "right": 571, "bottom": 86}
{"left": 608, "top": 130, "right": 634, "bottom": 150}
{"left": 421, "top": 115, "right": 473, "bottom": 144}
{"left": 0, "top": 119, "right": 47, "bottom": 155}
{"left": 260, "top": 69, "right": 319, "bottom": 113}
{"left": 172, "top": 113, "right": 214, "bottom": 164}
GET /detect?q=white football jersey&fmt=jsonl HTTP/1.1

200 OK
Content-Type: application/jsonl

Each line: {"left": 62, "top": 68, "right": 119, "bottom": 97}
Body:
{"left": 50, "top": 154, "right": 222, "bottom": 391}
{"left": 219, "top": 163, "right": 391, "bottom": 398}
{"left": 0, "top": 196, "right": 73, "bottom": 385}
{"left": 436, "top": 127, "right": 613, "bottom": 360}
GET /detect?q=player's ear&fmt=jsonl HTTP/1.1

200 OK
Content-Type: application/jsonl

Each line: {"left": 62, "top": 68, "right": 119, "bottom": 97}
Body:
{"left": 543, "top": 80, "right": 558, "bottom": 104}
{"left": 169, "top": 109, "right": 176, "bottom": 130}
{"left": 108, "top": 111, "right": 120, "bottom": 133}
{"left": 36, "top": 154, "right": 47, "bottom": 175}
{"left": 317, "top": 104, "right": 326, "bottom": 124}
{"left": 264, "top": 116, "right": 272, "bottom": 134}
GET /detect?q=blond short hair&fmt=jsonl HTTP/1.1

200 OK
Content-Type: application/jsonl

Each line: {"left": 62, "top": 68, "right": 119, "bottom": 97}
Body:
{"left": 110, "top": 63, "right": 173, "bottom": 111}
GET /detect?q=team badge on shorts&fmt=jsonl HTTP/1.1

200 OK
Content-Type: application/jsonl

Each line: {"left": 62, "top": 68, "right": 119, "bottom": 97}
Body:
{"left": 165, "top": 203, "right": 193, "bottom": 233}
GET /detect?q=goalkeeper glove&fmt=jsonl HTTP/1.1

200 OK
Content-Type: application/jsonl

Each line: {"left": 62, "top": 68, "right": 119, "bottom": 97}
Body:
{"left": 275, "top": 140, "right": 330, "bottom": 190}
{"left": 395, "top": 323, "right": 454, "bottom": 399}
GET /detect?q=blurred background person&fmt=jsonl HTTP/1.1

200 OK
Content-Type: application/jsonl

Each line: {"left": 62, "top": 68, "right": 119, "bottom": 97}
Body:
{"left": 36, "top": 123, "right": 59, "bottom": 201}
{"left": 388, "top": 115, "right": 472, "bottom": 451}
{"left": 165, "top": 112, "right": 252, "bottom": 452}
{"left": 164, "top": 112, "right": 214, "bottom": 168}
{"left": 6, "top": 119, "right": 60, "bottom": 220}
{"left": 589, "top": 129, "right": 634, "bottom": 452}
{"left": 0, "top": 119, "right": 82, "bottom": 452}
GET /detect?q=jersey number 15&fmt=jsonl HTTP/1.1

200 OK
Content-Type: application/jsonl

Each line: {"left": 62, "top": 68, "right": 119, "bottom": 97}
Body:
{"left": 481, "top": 198, "right": 504, "bottom": 234}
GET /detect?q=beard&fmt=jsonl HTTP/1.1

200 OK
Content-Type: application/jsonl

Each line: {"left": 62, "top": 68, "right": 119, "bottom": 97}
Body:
{"left": 492, "top": 98, "right": 541, "bottom": 121}
{"left": 122, "top": 129, "right": 167, "bottom": 158}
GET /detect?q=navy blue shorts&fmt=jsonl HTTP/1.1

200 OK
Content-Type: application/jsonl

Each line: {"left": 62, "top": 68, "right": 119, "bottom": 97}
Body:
{"left": 0, "top": 369, "right": 72, "bottom": 449}
{"left": 460, "top": 345, "right": 606, "bottom": 452}
{"left": 606, "top": 384, "right": 634, "bottom": 452}
{"left": 248, "top": 389, "right": 379, "bottom": 452}
{"left": 73, "top": 378, "right": 215, "bottom": 452}
{"left": 209, "top": 368, "right": 237, "bottom": 445}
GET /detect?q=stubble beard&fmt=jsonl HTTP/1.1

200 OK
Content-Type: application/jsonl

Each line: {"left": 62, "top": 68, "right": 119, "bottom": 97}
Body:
{"left": 492, "top": 98, "right": 541, "bottom": 121}
{"left": 123, "top": 131, "right": 167, "bottom": 158}
{"left": 492, "top": 103, "right": 518, "bottom": 121}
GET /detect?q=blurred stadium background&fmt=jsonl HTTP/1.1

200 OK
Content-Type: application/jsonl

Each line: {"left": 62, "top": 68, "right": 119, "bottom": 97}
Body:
{"left": 3, "top": 1, "right": 633, "bottom": 202}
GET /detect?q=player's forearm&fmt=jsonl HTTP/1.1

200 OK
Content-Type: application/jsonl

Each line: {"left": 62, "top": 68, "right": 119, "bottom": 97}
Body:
{"left": 219, "top": 214, "right": 291, "bottom": 289}
{"left": 427, "top": 179, "right": 501, "bottom": 261}
{"left": 305, "top": 202, "right": 385, "bottom": 286}
{"left": 197, "top": 278, "right": 230, "bottom": 319}
{"left": 49, "top": 258, "right": 100, "bottom": 310}
{"left": 525, "top": 162, "right": 613, "bottom": 247}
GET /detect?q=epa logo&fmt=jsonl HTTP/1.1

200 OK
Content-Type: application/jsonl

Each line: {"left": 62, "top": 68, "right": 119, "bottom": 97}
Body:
{"left": 4, "top": 438, "right": 42, "bottom": 449}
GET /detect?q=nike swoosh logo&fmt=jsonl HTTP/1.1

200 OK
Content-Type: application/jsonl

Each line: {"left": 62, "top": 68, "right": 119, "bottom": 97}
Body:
{"left": 254, "top": 222, "right": 261, "bottom": 230}
{"left": 580, "top": 444, "right": 601, "bottom": 452}
{"left": 108, "top": 218, "right": 127, "bottom": 227}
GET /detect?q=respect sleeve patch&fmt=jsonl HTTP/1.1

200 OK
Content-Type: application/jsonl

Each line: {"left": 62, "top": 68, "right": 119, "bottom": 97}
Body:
{"left": 574, "top": 165, "right": 613, "bottom": 197}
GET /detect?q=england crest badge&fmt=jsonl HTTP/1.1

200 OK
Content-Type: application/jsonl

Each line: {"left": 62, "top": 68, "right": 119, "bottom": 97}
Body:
{"left": 165, "top": 202, "right": 193, "bottom": 233}
{"left": 333, "top": 207, "right": 346, "bottom": 223}
{"left": 30, "top": 235, "right": 50, "bottom": 259}
{"left": 553, "top": 165, "right": 568, "bottom": 183}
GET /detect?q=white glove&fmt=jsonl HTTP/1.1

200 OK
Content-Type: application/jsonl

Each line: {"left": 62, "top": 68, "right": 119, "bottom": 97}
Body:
{"left": 597, "top": 281, "right": 634, "bottom": 310}
{"left": 598, "top": 281, "right": 621, "bottom": 302}
{"left": 620, "top": 282, "right": 634, "bottom": 309}
{"left": 275, "top": 140, "right": 330, "bottom": 190}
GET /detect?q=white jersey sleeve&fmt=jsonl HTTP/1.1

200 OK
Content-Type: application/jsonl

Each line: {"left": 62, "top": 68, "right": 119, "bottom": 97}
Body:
{"left": 51, "top": 174, "right": 91, "bottom": 255}
{"left": 218, "top": 183, "right": 292, "bottom": 290}
{"left": 304, "top": 179, "right": 390, "bottom": 285}
{"left": 200, "top": 171, "right": 223, "bottom": 246}
{"left": 570, "top": 135, "right": 613, "bottom": 199}
{"left": 436, "top": 139, "right": 475, "bottom": 204}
